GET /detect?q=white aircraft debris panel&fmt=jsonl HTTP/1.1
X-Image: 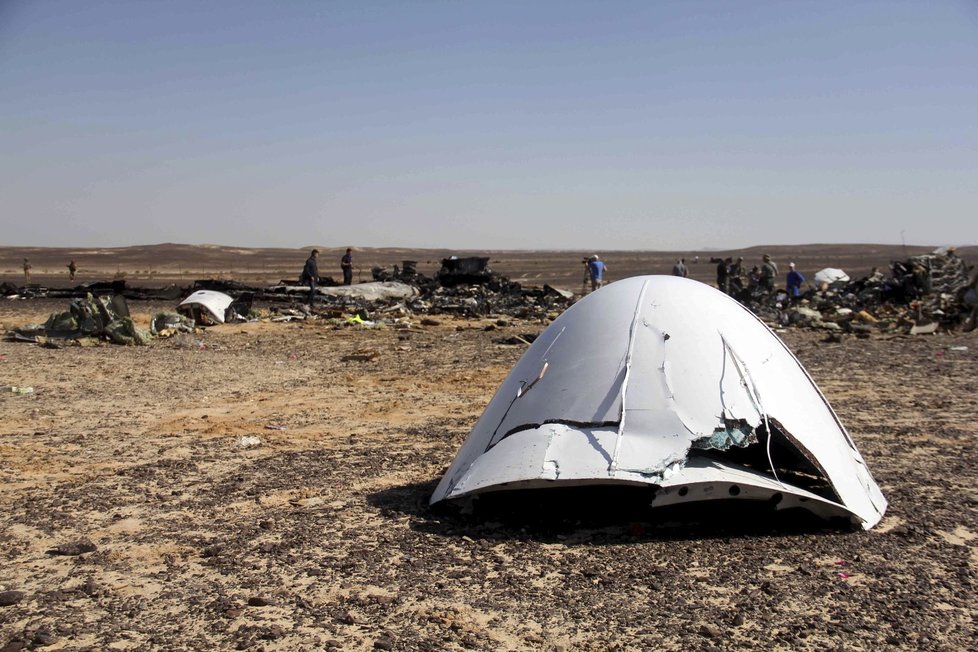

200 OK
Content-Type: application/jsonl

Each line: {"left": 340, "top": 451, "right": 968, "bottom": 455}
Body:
{"left": 177, "top": 290, "right": 234, "bottom": 324}
{"left": 814, "top": 268, "right": 850, "bottom": 285}
{"left": 431, "top": 275, "right": 887, "bottom": 529}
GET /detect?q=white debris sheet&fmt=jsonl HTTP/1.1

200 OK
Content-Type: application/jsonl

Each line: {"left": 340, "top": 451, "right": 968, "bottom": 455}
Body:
{"left": 178, "top": 290, "right": 235, "bottom": 324}
{"left": 431, "top": 275, "right": 887, "bottom": 529}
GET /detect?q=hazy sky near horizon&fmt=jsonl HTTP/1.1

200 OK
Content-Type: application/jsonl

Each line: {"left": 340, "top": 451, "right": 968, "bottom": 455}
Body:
{"left": 1, "top": 1, "right": 975, "bottom": 250}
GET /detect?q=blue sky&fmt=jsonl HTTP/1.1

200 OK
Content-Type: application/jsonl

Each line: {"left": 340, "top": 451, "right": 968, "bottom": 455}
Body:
{"left": 1, "top": 0, "right": 975, "bottom": 249}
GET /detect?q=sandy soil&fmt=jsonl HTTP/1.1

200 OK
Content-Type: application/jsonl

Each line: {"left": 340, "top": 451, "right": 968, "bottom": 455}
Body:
{"left": 1, "top": 297, "right": 976, "bottom": 650}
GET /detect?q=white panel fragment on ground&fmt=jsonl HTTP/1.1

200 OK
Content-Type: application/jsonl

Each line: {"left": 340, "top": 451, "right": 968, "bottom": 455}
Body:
{"left": 431, "top": 275, "right": 888, "bottom": 529}
{"left": 814, "top": 268, "right": 850, "bottom": 285}
{"left": 178, "top": 290, "right": 235, "bottom": 324}
{"left": 282, "top": 281, "right": 419, "bottom": 302}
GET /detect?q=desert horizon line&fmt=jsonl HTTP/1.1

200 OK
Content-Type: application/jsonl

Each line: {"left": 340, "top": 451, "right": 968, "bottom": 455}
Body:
{"left": 1, "top": 241, "right": 972, "bottom": 254}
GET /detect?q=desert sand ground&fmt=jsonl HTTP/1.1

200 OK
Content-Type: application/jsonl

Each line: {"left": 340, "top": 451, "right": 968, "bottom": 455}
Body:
{"left": 0, "top": 292, "right": 978, "bottom": 650}
{"left": 1, "top": 249, "right": 977, "bottom": 650}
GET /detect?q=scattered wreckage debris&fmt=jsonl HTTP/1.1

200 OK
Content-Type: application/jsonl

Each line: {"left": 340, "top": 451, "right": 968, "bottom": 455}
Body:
{"left": 2, "top": 250, "right": 971, "bottom": 333}
{"left": 2, "top": 279, "right": 184, "bottom": 301}
{"left": 432, "top": 276, "right": 888, "bottom": 530}
{"left": 7, "top": 293, "right": 150, "bottom": 346}
{"left": 150, "top": 312, "right": 196, "bottom": 337}
{"left": 0, "top": 257, "right": 577, "bottom": 325}
{"left": 138, "top": 260, "right": 569, "bottom": 321}
{"left": 740, "top": 250, "right": 975, "bottom": 335}
{"left": 436, "top": 256, "right": 496, "bottom": 287}
{"left": 371, "top": 259, "right": 424, "bottom": 284}
{"left": 5, "top": 289, "right": 255, "bottom": 347}
{"left": 366, "top": 257, "right": 574, "bottom": 320}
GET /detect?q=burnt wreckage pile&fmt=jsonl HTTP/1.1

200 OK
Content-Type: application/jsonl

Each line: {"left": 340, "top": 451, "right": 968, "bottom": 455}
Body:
{"left": 736, "top": 251, "right": 975, "bottom": 334}
{"left": 372, "top": 256, "right": 574, "bottom": 319}
{"left": 3, "top": 252, "right": 972, "bottom": 330}
{"left": 2, "top": 258, "right": 575, "bottom": 321}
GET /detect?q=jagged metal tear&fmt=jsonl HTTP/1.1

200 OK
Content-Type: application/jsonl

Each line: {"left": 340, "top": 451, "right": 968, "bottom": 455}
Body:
{"left": 430, "top": 276, "right": 887, "bottom": 529}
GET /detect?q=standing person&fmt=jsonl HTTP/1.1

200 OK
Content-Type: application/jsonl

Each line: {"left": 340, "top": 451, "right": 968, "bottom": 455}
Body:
{"left": 67, "top": 260, "right": 77, "bottom": 281}
{"left": 341, "top": 248, "right": 353, "bottom": 286}
{"left": 728, "top": 256, "right": 745, "bottom": 294}
{"left": 786, "top": 262, "right": 805, "bottom": 300}
{"left": 587, "top": 255, "right": 607, "bottom": 293}
{"left": 715, "top": 258, "right": 729, "bottom": 294}
{"left": 301, "top": 249, "right": 319, "bottom": 306}
{"left": 962, "top": 272, "right": 978, "bottom": 332}
{"left": 672, "top": 258, "right": 688, "bottom": 277}
{"left": 22, "top": 258, "right": 32, "bottom": 284}
{"left": 760, "top": 254, "right": 778, "bottom": 293}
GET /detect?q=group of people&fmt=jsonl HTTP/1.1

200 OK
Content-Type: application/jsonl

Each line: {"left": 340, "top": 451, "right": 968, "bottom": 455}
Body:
{"left": 20, "top": 258, "right": 77, "bottom": 284}
{"left": 22, "top": 258, "right": 31, "bottom": 283}
{"left": 668, "top": 253, "right": 805, "bottom": 300}
{"left": 709, "top": 254, "right": 805, "bottom": 298}
{"left": 599, "top": 253, "right": 805, "bottom": 299}
{"left": 301, "top": 248, "right": 355, "bottom": 305}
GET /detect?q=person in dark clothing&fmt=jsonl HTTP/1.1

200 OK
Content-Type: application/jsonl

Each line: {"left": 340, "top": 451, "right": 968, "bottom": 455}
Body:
{"left": 727, "top": 256, "right": 745, "bottom": 295}
{"left": 67, "top": 260, "right": 77, "bottom": 281}
{"left": 962, "top": 272, "right": 978, "bottom": 332}
{"left": 301, "top": 249, "right": 319, "bottom": 306}
{"left": 716, "top": 258, "right": 729, "bottom": 294}
{"left": 341, "top": 248, "right": 353, "bottom": 285}
{"left": 760, "top": 254, "right": 778, "bottom": 293}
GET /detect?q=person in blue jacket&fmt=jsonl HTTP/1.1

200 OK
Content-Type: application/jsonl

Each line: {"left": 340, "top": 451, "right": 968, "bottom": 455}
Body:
{"left": 587, "top": 255, "right": 607, "bottom": 293}
{"left": 786, "top": 262, "right": 805, "bottom": 300}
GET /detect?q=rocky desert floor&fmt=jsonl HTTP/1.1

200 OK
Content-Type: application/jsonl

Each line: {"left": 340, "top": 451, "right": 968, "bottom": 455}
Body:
{"left": 1, "top": 297, "right": 976, "bottom": 651}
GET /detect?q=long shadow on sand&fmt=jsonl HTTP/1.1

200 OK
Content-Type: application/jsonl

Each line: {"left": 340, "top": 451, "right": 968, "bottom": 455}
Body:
{"left": 368, "top": 481, "right": 855, "bottom": 546}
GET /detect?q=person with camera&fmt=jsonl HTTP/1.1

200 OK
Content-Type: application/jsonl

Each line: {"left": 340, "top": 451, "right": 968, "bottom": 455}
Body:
{"left": 585, "top": 255, "right": 607, "bottom": 293}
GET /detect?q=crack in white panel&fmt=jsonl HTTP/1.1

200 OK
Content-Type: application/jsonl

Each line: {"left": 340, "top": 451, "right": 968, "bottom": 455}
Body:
{"left": 609, "top": 279, "right": 651, "bottom": 473}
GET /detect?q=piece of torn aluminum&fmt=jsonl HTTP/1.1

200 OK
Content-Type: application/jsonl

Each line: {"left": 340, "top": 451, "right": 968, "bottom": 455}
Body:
{"left": 430, "top": 275, "right": 887, "bottom": 529}
{"left": 813, "top": 268, "right": 850, "bottom": 285}
{"left": 281, "top": 281, "right": 419, "bottom": 302}
{"left": 178, "top": 290, "right": 234, "bottom": 324}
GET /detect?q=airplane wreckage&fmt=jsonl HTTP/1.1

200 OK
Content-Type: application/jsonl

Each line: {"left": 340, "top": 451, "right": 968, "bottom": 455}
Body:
{"left": 431, "top": 276, "right": 888, "bottom": 529}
